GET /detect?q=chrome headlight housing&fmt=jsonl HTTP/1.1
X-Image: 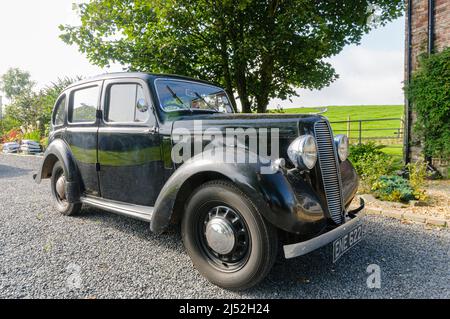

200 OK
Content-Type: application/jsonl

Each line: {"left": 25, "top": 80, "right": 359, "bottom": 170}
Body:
{"left": 287, "top": 135, "right": 317, "bottom": 170}
{"left": 334, "top": 134, "right": 349, "bottom": 161}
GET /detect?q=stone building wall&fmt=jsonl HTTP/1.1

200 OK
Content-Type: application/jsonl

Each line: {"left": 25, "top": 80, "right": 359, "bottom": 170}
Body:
{"left": 405, "top": 0, "right": 450, "bottom": 176}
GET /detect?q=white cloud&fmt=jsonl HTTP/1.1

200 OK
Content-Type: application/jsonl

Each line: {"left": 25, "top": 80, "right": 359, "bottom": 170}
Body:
{"left": 270, "top": 46, "right": 404, "bottom": 108}
{"left": 0, "top": 0, "right": 122, "bottom": 97}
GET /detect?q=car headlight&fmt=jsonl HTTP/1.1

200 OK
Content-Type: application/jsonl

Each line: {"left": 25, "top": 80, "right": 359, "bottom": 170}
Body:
{"left": 334, "top": 134, "right": 349, "bottom": 161}
{"left": 287, "top": 135, "right": 317, "bottom": 170}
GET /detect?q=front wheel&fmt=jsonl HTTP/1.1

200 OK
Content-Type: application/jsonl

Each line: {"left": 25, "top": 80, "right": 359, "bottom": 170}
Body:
{"left": 182, "top": 180, "right": 278, "bottom": 290}
{"left": 50, "top": 162, "right": 81, "bottom": 216}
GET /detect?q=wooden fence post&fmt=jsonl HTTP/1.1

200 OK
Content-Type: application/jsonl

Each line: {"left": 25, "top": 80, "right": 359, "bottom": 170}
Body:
{"left": 358, "top": 120, "right": 362, "bottom": 145}
{"left": 347, "top": 115, "right": 351, "bottom": 139}
{"left": 400, "top": 115, "right": 405, "bottom": 141}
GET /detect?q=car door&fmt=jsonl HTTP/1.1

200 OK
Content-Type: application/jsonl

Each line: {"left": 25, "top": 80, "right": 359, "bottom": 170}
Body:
{"left": 65, "top": 82, "right": 103, "bottom": 196}
{"left": 97, "top": 78, "right": 165, "bottom": 206}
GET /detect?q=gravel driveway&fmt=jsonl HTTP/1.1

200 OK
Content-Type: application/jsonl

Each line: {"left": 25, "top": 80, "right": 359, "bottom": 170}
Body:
{"left": 0, "top": 154, "right": 449, "bottom": 299}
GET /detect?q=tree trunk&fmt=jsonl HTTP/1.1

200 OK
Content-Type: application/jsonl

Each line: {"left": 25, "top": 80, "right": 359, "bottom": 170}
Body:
{"left": 219, "top": 33, "right": 238, "bottom": 112}
{"left": 256, "top": 92, "right": 270, "bottom": 113}
{"left": 217, "top": 13, "right": 238, "bottom": 113}
{"left": 230, "top": 17, "right": 251, "bottom": 113}
{"left": 234, "top": 63, "right": 251, "bottom": 113}
{"left": 255, "top": 0, "right": 277, "bottom": 113}
{"left": 256, "top": 54, "right": 274, "bottom": 113}
{"left": 226, "top": 88, "right": 237, "bottom": 112}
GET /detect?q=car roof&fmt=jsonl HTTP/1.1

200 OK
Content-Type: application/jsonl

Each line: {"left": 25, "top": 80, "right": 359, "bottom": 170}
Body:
{"left": 65, "top": 72, "right": 219, "bottom": 90}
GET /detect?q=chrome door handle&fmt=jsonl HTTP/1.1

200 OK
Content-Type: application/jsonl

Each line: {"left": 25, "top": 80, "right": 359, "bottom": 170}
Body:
{"left": 146, "top": 126, "right": 159, "bottom": 134}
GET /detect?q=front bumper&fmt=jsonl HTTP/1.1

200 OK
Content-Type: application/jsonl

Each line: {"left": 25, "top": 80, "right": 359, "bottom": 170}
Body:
{"left": 283, "top": 198, "right": 365, "bottom": 259}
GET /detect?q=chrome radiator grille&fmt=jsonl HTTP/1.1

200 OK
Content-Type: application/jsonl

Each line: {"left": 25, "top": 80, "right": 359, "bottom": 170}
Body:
{"left": 314, "top": 121, "right": 344, "bottom": 224}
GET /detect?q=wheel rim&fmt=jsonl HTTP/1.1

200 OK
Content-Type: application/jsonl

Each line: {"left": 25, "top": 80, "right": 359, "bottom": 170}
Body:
{"left": 56, "top": 175, "right": 66, "bottom": 199}
{"left": 198, "top": 205, "right": 250, "bottom": 272}
{"left": 53, "top": 168, "right": 68, "bottom": 208}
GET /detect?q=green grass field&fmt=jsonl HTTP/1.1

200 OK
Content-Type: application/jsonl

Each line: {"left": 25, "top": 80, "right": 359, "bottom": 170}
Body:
{"left": 283, "top": 105, "right": 405, "bottom": 157}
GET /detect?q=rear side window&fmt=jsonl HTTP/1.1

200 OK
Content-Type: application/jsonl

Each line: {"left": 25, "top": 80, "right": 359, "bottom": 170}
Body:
{"left": 106, "top": 84, "right": 149, "bottom": 123}
{"left": 53, "top": 96, "right": 66, "bottom": 126}
{"left": 69, "top": 86, "right": 99, "bottom": 123}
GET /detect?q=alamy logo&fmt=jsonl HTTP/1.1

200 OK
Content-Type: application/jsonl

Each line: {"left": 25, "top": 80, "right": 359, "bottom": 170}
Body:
{"left": 66, "top": 263, "right": 82, "bottom": 290}
{"left": 171, "top": 120, "right": 281, "bottom": 174}
{"left": 366, "top": 264, "right": 381, "bottom": 289}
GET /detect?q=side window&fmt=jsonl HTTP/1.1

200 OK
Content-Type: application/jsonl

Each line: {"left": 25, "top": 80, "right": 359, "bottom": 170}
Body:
{"left": 106, "top": 84, "right": 149, "bottom": 123}
{"left": 69, "top": 86, "right": 99, "bottom": 123}
{"left": 53, "top": 96, "right": 66, "bottom": 126}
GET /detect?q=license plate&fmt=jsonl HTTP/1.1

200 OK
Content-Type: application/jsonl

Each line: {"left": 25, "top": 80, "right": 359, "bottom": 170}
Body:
{"left": 332, "top": 224, "right": 363, "bottom": 263}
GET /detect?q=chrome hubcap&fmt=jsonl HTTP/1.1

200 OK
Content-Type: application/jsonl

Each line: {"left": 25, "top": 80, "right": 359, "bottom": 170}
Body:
{"left": 205, "top": 217, "right": 235, "bottom": 255}
{"left": 200, "top": 205, "right": 250, "bottom": 270}
{"left": 56, "top": 175, "right": 66, "bottom": 200}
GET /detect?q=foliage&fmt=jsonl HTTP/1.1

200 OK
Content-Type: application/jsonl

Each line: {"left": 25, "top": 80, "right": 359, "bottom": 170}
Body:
{"left": 406, "top": 160, "right": 428, "bottom": 200}
{"left": 406, "top": 47, "right": 450, "bottom": 158}
{"left": 40, "top": 137, "right": 49, "bottom": 148}
{"left": 73, "top": 105, "right": 97, "bottom": 122}
{"left": 23, "top": 130, "right": 41, "bottom": 142}
{"left": 355, "top": 153, "right": 395, "bottom": 193}
{"left": 348, "top": 142, "right": 395, "bottom": 193}
{"left": 0, "top": 114, "right": 21, "bottom": 134}
{"left": 3, "top": 92, "right": 42, "bottom": 130}
{"left": 372, "top": 175, "right": 416, "bottom": 203}
{"left": 60, "top": 0, "right": 403, "bottom": 113}
{"left": 37, "top": 76, "right": 83, "bottom": 127}
{"left": 350, "top": 144, "right": 428, "bottom": 203}
{"left": 0, "top": 68, "right": 35, "bottom": 100}
{"left": 1, "top": 128, "right": 23, "bottom": 143}
{"left": 0, "top": 75, "right": 81, "bottom": 136}
{"left": 349, "top": 141, "right": 386, "bottom": 163}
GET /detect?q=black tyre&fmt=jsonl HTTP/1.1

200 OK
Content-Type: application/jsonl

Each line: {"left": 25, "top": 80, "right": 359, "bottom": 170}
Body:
{"left": 182, "top": 180, "right": 278, "bottom": 290}
{"left": 50, "top": 162, "right": 81, "bottom": 216}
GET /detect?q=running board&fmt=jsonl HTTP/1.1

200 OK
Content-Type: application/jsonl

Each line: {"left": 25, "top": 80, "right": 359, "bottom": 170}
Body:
{"left": 80, "top": 196, "right": 154, "bottom": 222}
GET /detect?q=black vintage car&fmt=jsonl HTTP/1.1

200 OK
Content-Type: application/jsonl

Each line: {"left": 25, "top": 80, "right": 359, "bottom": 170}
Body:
{"left": 34, "top": 72, "right": 364, "bottom": 290}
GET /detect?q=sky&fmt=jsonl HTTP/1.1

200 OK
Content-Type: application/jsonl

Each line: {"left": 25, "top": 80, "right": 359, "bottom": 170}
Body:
{"left": 0, "top": 0, "right": 405, "bottom": 108}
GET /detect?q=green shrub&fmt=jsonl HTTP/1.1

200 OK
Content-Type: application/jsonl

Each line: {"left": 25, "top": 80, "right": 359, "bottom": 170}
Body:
{"left": 406, "top": 160, "right": 428, "bottom": 201}
{"left": 372, "top": 175, "right": 416, "bottom": 203}
{"left": 349, "top": 141, "right": 386, "bottom": 163}
{"left": 406, "top": 47, "right": 450, "bottom": 159}
{"left": 348, "top": 142, "right": 396, "bottom": 193}
{"left": 23, "top": 130, "right": 41, "bottom": 142}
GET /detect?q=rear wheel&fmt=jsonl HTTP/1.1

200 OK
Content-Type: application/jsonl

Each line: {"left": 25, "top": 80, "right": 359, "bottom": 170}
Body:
{"left": 50, "top": 162, "right": 81, "bottom": 216}
{"left": 182, "top": 180, "right": 278, "bottom": 290}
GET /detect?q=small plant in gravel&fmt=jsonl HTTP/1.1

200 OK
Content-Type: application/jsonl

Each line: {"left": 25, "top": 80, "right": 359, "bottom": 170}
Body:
{"left": 43, "top": 241, "right": 53, "bottom": 253}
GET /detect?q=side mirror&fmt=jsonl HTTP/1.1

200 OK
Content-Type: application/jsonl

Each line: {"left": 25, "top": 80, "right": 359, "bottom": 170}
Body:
{"left": 136, "top": 98, "right": 149, "bottom": 113}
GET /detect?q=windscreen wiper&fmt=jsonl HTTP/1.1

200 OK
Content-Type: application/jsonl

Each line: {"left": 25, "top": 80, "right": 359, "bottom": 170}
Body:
{"left": 166, "top": 85, "right": 190, "bottom": 110}
{"left": 194, "top": 92, "right": 219, "bottom": 112}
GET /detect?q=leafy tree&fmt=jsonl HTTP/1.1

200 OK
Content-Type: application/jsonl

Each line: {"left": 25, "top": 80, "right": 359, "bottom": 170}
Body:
{"left": 2, "top": 77, "right": 81, "bottom": 134}
{"left": 3, "top": 92, "right": 41, "bottom": 129}
{"left": 0, "top": 68, "right": 35, "bottom": 100}
{"left": 37, "top": 76, "right": 83, "bottom": 126}
{"left": 60, "top": 0, "right": 403, "bottom": 113}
